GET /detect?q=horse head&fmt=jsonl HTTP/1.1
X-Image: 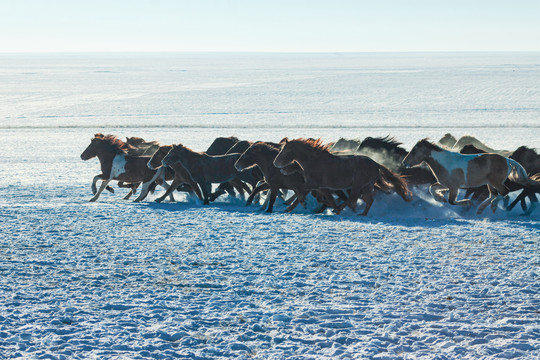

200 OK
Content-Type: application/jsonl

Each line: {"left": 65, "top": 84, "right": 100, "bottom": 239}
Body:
{"left": 148, "top": 145, "right": 172, "bottom": 170}
{"left": 80, "top": 135, "right": 104, "bottom": 160}
{"left": 273, "top": 138, "right": 295, "bottom": 168}
{"left": 161, "top": 144, "right": 183, "bottom": 168}
{"left": 403, "top": 139, "right": 436, "bottom": 168}
{"left": 234, "top": 142, "right": 262, "bottom": 172}
{"left": 438, "top": 133, "right": 457, "bottom": 148}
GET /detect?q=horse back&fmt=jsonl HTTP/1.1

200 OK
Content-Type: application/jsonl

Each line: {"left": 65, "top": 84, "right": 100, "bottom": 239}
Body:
{"left": 112, "top": 155, "right": 157, "bottom": 183}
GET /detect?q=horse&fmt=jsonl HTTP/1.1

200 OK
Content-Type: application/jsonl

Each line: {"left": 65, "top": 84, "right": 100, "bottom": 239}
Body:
{"left": 438, "top": 133, "right": 458, "bottom": 148}
{"left": 459, "top": 144, "right": 539, "bottom": 215}
{"left": 450, "top": 134, "right": 510, "bottom": 156}
{"left": 161, "top": 144, "right": 246, "bottom": 205}
{"left": 147, "top": 145, "right": 204, "bottom": 203}
{"left": 90, "top": 134, "right": 160, "bottom": 197}
{"left": 125, "top": 136, "right": 161, "bottom": 156}
{"left": 234, "top": 141, "right": 311, "bottom": 212}
{"left": 208, "top": 140, "right": 263, "bottom": 201}
{"left": 206, "top": 136, "right": 239, "bottom": 156}
{"left": 356, "top": 136, "right": 436, "bottom": 186}
{"left": 81, "top": 134, "right": 173, "bottom": 202}
{"left": 505, "top": 146, "right": 540, "bottom": 215}
{"left": 402, "top": 139, "right": 540, "bottom": 214}
{"left": 273, "top": 138, "right": 412, "bottom": 216}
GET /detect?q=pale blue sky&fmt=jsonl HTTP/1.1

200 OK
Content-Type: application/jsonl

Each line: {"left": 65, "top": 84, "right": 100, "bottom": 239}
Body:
{"left": 1, "top": 0, "right": 539, "bottom": 52}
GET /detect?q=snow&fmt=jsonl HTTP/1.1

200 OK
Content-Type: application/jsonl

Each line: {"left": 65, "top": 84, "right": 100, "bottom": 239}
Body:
{"left": 0, "top": 53, "right": 539, "bottom": 359}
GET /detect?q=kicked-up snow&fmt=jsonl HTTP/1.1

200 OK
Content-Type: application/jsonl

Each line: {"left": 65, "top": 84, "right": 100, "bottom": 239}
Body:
{"left": 0, "top": 53, "right": 539, "bottom": 359}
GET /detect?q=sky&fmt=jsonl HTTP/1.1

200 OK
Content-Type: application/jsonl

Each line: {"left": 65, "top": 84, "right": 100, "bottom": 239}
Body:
{"left": 1, "top": 0, "right": 539, "bottom": 52}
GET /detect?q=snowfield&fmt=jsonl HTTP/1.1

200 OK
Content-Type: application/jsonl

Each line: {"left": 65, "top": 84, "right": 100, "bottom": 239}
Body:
{"left": 0, "top": 53, "right": 539, "bottom": 359}
{"left": 0, "top": 127, "right": 539, "bottom": 359}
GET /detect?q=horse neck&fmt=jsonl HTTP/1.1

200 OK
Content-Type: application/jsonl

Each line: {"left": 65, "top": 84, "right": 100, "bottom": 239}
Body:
{"left": 290, "top": 145, "right": 330, "bottom": 169}
{"left": 180, "top": 149, "right": 202, "bottom": 169}
{"left": 95, "top": 147, "right": 120, "bottom": 174}
{"left": 255, "top": 148, "right": 280, "bottom": 174}
{"left": 422, "top": 148, "right": 457, "bottom": 174}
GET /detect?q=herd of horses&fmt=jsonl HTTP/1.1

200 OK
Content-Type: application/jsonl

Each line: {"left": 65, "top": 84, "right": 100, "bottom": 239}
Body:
{"left": 80, "top": 133, "right": 540, "bottom": 216}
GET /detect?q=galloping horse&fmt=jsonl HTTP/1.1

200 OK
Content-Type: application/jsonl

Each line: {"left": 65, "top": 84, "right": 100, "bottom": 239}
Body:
{"left": 161, "top": 144, "right": 246, "bottom": 205}
{"left": 147, "top": 145, "right": 203, "bottom": 203}
{"left": 81, "top": 134, "right": 172, "bottom": 202}
{"left": 403, "top": 139, "right": 540, "bottom": 214}
{"left": 234, "top": 141, "right": 309, "bottom": 212}
{"left": 273, "top": 138, "right": 412, "bottom": 216}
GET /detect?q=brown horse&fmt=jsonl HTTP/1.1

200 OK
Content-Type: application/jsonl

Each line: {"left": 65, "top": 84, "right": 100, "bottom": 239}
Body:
{"left": 273, "top": 138, "right": 412, "bottom": 216}
{"left": 161, "top": 144, "right": 246, "bottom": 205}
{"left": 90, "top": 135, "right": 160, "bottom": 197}
{"left": 81, "top": 134, "right": 172, "bottom": 202}
{"left": 234, "top": 141, "right": 309, "bottom": 212}
{"left": 147, "top": 145, "right": 204, "bottom": 203}
{"left": 403, "top": 139, "right": 540, "bottom": 214}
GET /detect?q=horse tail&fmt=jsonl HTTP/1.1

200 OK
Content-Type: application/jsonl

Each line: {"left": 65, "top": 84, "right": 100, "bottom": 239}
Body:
{"left": 506, "top": 159, "right": 540, "bottom": 187}
{"left": 378, "top": 165, "right": 413, "bottom": 202}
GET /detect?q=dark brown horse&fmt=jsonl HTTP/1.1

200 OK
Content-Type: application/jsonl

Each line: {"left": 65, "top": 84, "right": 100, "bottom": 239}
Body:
{"left": 206, "top": 136, "right": 240, "bottom": 156}
{"left": 161, "top": 144, "right": 246, "bottom": 205}
{"left": 209, "top": 140, "right": 263, "bottom": 201}
{"left": 274, "top": 138, "right": 412, "bottom": 215}
{"left": 147, "top": 145, "right": 203, "bottom": 203}
{"left": 81, "top": 134, "right": 171, "bottom": 202}
{"left": 234, "top": 141, "right": 309, "bottom": 212}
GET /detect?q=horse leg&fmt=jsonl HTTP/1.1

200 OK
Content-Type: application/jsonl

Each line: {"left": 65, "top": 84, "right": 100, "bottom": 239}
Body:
{"left": 448, "top": 187, "right": 472, "bottom": 207}
{"left": 359, "top": 185, "right": 375, "bottom": 216}
{"left": 156, "top": 178, "right": 180, "bottom": 203}
{"left": 123, "top": 183, "right": 139, "bottom": 200}
{"left": 134, "top": 169, "right": 164, "bottom": 202}
{"left": 523, "top": 193, "right": 538, "bottom": 216}
{"left": 246, "top": 182, "right": 270, "bottom": 206}
{"left": 133, "top": 181, "right": 153, "bottom": 202}
{"left": 90, "top": 179, "right": 112, "bottom": 202}
{"left": 429, "top": 183, "right": 448, "bottom": 202}
{"left": 201, "top": 182, "right": 212, "bottom": 204}
{"left": 477, "top": 185, "right": 497, "bottom": 214}
{"left": 265, "top": 188, "right": 279, "bottom": 213}
{"left": 285, "top": 191, "right": 303, "bottom": 212}
{"left": 188, "top": 180, "right": 204, "bottom": 201}
{"left": 489, "top": 182, "right": 509, "bottom": 213}
{"left": 506, "top": 189, "right": 526, "bottom": 212}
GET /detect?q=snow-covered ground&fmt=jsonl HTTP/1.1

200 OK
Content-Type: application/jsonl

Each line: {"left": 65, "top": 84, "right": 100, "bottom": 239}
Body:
{"left": 0, "top": 53, "right": 539, "bottom": 359}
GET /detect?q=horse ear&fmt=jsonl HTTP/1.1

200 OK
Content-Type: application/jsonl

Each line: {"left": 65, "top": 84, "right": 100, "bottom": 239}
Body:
{"left": 279, "top": 137, "right": 289, "bottom": 145}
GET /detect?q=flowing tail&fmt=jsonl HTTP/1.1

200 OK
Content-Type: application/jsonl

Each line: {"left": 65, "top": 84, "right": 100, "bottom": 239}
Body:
{"left": 507, "top": 159, "right": 540, "bottom": 187}
{"left": 377, "top": 165, "right": 413, "bottom": 202}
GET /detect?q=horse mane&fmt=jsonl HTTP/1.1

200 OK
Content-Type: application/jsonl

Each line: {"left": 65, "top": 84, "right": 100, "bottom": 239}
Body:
{"left": 292, "top": 138, "right": 331, "bottom": 153}
{"left": 418, "top": 138, "right": 443, "bottom": 152}
{"left": 254, "top": 141, "right": 280, "bottom": 151}
{"left": 95, "top": 133, "right": 133, "bottom": 154}
{"left": 175, "top": 143, "right": 201, "bottom": 154}
{"left": 359, "top": 135, "right": 406, "bottom": 152}
{"left": 126, "top": 136, "right": 160, "bottom": 147}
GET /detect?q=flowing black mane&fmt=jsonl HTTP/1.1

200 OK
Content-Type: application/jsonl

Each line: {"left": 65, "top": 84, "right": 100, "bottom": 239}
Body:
{"left": 358, "top": 135, "right": 407, "bottom": 155}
